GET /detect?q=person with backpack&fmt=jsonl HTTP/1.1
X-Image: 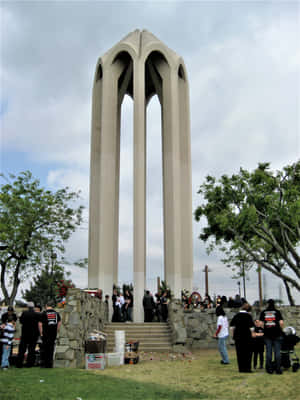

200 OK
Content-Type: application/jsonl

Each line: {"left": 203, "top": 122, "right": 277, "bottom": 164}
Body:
{"left": 260, "top": 299, "right": 284, "bottom": 374}
{"left": 38, "top": 301, "right": 61, "bottom": 368}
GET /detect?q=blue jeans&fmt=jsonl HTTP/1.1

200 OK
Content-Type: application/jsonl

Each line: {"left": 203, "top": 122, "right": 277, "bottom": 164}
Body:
{"left": 265, "top": 337, "right": 281, "bottom": 372}
{"left": 218, "top": 335, "right": 229, "bottom": 363}
{"left": 127, "top": 307, "right": 133, "bottom": 322}
{"left": 1, "top": 344, "right": 10, "bottom": 368}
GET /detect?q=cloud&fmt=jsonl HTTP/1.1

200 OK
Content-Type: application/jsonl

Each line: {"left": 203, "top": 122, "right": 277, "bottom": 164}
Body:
{"left": 1, "top": 1, "right": 299, "bottom": 304}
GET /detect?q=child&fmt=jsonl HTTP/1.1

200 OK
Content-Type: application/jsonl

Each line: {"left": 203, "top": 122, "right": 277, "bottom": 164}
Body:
{"left": 1, "top": 315, "right": 16, "bottom": 370}
{"left": 253, "top": 319, "right": 264, "bottom": 369}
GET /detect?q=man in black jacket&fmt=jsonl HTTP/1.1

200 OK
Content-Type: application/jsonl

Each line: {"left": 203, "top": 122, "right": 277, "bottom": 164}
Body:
{"left": 143, "top": 291, "right": 155, "bottom": 322}
{"left": 230, "top": 303, "right": 255, "bottom": 373}
{"left": 17, "top": 302, "right": 41, "bottom": 368}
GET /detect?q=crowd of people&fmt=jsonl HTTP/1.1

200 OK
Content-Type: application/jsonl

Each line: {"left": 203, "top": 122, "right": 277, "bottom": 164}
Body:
{"left": 182, "top": 291, "right": 248, "bottom": 310}
{"left": 109, "top": 288, "right": 169, "bottom": 323}
{"left": 0, "top": 301, "right": 61, "bottom": 370}
{"left": 214, "top": 298, "right": 286, "bottom": 374}
{"left": 111, "top": 288, "right": 134, "bottom": 322}
{"left": 0, "top": 292, "right": 293, "bottom": 375}
{"left": 143, "top": 290, "right": 169, "bottom": 322}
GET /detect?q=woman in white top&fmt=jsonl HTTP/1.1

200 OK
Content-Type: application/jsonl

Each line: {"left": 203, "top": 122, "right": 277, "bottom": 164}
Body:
{"left": 214, "top": 306, "right": 230, "bottom": 364}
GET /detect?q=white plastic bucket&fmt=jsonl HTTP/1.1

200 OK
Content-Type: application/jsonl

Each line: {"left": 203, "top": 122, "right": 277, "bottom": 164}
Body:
{"left": 106, "top": 352, "right": 124, "bottom": 367}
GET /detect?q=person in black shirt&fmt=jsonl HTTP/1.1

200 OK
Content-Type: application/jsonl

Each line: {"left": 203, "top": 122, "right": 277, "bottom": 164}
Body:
{"left": 17, "top": 302, "right": 40, "bottom": 368}
{"left": 143, "top": 291, "right": 155, "bottom": 322}
{"left": 154, "top": 292, "right": 162, "bottom": 322}
{"left": 38, "top": 301, "right": 61, "bottom": 368}
{"left": 1, "top": 306, "right": 18, "bottom": 324}
{"left": 111, "top": 288, "right": 118, "bottom": 322}
{"left": 252, "top": 319, "right": 264, "bottom": 369}
{"left": 124, "top": 290, "right": 133, "bottom": 322}
{"left": 230, "top": 302, "right": 255, "bottom": 373}
{"left": 160, "top": 291, "right": 169, "bottom": 322}
{"left": 260, "top": 299, "right": 284, "bottom": 374}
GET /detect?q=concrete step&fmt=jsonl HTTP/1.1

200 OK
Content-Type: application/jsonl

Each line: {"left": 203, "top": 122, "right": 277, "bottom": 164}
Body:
{"left": 105, "top": 329, "right": 171, "bottom": 336}
{"left": 106, "top": 338, "right": 171, "bottom": 346}
{"left": 103, "top": 322, "right": 173, "bottom": 352}
{"left": 106, "top": 343, "right": 173, "bottom": 351}
{"left": 106, "top": 336, "right": 170, "bottom": 343}
{"left": 105, "top": 323, "right": 170, "bottom": 328}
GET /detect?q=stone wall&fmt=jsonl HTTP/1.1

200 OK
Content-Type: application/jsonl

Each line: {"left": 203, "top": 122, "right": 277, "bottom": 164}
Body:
{"left": 54, "top": 288, "right": 108, "bottom": 368}
{"left": 168, "top": 301, "right": 300, "bottom": 350}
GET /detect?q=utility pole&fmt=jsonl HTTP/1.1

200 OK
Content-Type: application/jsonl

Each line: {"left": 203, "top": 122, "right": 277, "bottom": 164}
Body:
{"left": 258, "top": 266, "right": 263, "bottom": 308}
{"left": 263, "top": 273, "right": 267, "bottom": 301}
{"left": 241, "top": 258, "right": 246, "bottom": 299}
{"left": 203, "top": 265, "right": 210, "bottom": 295}
{"left": 50, "top": 252, "right": 57, "bottom": 302}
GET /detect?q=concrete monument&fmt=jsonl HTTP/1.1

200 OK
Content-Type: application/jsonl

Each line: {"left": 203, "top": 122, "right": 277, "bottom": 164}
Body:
{"left": 88, "top": 30, "right": 193, "bottom": 322}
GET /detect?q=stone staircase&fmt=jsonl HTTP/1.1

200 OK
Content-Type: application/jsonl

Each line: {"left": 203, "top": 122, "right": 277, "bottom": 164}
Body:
{"left": 103, "top": 322, "right": 173, "bottom": 352}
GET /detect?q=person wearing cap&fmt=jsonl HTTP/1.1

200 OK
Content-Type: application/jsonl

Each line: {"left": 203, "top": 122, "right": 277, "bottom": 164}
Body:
{"left": 260, "top": 299, "right": 284, "bottom": 374}
{"left": 16, "top": 301, "right": 41, "bottom": 368}
{"left": 1, "top": 306, "right": 18, "bottom": 325}
{"left": 38, "top": 301, "right": 61, "bottom": 368}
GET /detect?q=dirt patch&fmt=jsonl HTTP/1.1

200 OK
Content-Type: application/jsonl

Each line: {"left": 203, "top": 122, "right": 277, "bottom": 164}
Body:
{"left": 139, "top": 348, "right": 218, "bottom": 363}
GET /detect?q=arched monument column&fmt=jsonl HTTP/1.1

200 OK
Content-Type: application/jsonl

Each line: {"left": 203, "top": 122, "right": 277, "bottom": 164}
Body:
{"left": 133, "top": 59, "right": 147, "bottom": 322}
{"left": 88, "top": 30, "right": 193, "bottom": 323}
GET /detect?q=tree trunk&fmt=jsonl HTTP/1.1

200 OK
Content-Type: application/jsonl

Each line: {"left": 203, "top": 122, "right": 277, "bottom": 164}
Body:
{"left": 0, "top": 260, "right": 21, "bottom": 306}
{"left": 283, "top": 279, "right": 295, "bottom": 306}
{"left": 0, "top": 261, "right": 10, "bottom": 305}
{"left": 8, "top": 260, "right": 22, "bottom": 305}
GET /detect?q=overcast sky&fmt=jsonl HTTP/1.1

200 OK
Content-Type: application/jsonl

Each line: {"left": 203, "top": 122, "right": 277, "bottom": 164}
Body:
{"left": 1, "top": 0, "right": 299, "bottom": 304}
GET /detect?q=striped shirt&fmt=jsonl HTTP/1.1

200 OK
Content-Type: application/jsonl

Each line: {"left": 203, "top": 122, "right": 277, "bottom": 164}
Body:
{"left": 0, "top": 322, "right": 15, "bottom": 345}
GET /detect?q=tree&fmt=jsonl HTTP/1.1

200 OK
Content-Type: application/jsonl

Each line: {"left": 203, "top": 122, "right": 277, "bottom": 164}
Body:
{"left": 22, "top": 254, "right": 74, "bottom": 306}
{"left": 0, "top": 171, "right": 84, "bottom": 305}
{"left": 194, "top": 161, "right": 300, "bottom": 305}
{"left": 23, "top": 265, "right": 63, "bottom": 307}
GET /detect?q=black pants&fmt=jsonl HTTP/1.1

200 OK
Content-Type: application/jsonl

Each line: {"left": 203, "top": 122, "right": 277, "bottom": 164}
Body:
{"left": 144, "top": 309, "right": 153, "bottom": 322}
{"left": 17, "top": 336, "right": 38, "bottom": 367}
{"left": 43, "top": 336, "right": 56, "bottom": 368}
{"left": 161, "top": 305, "right": 168, "bottom": 322}
{"left": 154, "top": 305, "right": 162, "bottom": 322}
{"left": 253, "top": 346, "right": 264, "bottom": 368}
{"left": 112, "top": 307, "right": 122, "bottom": 322}
{"left": 235, "top": 340, "right": 253, "bottom": 372}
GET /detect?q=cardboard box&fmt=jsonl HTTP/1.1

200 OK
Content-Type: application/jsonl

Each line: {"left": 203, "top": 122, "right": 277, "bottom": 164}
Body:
{"left": 85, "top": 353, "right": 106, "bottom": 370}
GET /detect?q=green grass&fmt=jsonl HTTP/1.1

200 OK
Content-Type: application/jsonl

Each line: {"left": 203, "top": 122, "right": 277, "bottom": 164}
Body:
{"left": 1, "top": 349, "right": 300, "bottom": 400}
